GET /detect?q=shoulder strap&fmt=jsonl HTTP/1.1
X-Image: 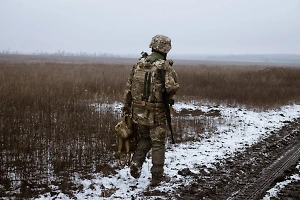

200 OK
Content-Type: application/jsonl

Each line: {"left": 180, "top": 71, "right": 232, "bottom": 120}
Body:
{"left": 146, "top": 55, "right": 157, "bottom": 64}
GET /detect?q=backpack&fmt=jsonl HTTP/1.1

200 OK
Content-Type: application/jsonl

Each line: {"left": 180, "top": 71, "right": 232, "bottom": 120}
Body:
{"left": 131, "top": 56, "right": 166, "bottom": 126}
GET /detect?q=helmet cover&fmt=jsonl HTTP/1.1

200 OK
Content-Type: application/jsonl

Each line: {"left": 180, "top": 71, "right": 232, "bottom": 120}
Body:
{"left": 149, "top": 35, "right": 172, "bottom": 54}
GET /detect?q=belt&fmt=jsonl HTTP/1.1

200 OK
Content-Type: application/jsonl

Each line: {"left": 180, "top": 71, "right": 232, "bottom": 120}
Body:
{"left": 133, "top": 100, "right": 164, "bottom": 111}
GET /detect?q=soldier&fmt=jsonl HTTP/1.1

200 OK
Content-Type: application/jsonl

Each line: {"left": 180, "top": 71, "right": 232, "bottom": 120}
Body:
{"left": 122, "top": 35, "right": 179, "bottom": 186}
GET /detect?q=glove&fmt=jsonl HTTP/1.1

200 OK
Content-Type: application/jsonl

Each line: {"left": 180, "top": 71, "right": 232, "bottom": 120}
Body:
{"left": 169, "top": 99, "right": 175, "bottom": 106}
{"left": 122, "top": 105, "right": 131, "bottom": 116}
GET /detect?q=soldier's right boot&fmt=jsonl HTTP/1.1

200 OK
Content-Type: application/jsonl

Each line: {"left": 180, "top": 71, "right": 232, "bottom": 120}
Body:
{"left": 150, "top": 175, "right": 170, "bottom": 187}
{"left": 150, "top": 141, "right": 168, "bottom": 186}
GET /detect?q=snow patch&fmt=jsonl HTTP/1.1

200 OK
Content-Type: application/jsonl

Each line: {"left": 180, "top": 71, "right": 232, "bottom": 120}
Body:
{"left": 37, "top": 102, "right": 300, "bottom": 200}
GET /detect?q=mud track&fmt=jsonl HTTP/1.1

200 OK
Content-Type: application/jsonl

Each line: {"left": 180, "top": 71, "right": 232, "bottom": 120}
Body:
{"left": 175, "top": 118, "right": 300, "bottom": 200}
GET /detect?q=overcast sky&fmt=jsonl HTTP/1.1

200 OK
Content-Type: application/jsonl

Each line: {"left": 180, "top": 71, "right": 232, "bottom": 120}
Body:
{"left": 1, "top": 0, "right": 300, "bottom": 56}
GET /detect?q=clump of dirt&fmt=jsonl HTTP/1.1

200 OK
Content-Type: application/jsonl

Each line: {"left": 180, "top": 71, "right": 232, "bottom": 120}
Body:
{"left": 95, "top": 163, "right": 117, "bottom": 176}
{"left": 176, "top": 108, "right": 221, "bottom": 117}
{"left": 205, "top": 109, "right": 221, "bottom": 117}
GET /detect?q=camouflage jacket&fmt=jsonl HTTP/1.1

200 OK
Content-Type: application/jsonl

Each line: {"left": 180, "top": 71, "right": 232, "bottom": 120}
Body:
{"left": 123, "top": 52, "right": 179, "bottom": 126}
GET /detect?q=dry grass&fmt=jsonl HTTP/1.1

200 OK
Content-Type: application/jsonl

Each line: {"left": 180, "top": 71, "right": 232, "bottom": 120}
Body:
{"left": 0, "top": 62, "right": 128, "bottom": 198}
{"left": 176, "top": 64, "right": 300, "bottom": 108}
{"left": 1, "top": 59, "right": 300, "bottom": 198}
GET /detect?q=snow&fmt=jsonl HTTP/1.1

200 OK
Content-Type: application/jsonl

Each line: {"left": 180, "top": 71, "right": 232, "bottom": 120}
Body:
{"left": 263, "top": 163, "right": 300, "bottom": 200}
{"left": 37, "top": 101, "right": 300, "bottom": 200}
{"left": 91, "top": 101, "right": 123, "bottom": 113}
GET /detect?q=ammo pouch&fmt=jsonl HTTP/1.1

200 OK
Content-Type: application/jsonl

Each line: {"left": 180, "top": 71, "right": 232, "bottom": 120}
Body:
{"left": 115, "top": 115, "right": 133, "bottom": 139}
{"left": 132, "top": 100, "right": 164, "bottom": 126}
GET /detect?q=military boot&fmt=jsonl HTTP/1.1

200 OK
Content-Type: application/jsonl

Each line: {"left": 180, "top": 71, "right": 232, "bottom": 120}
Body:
{"left": 130, "top": 162, "right": 141, "bottom": 179}
{"left": 150, "top": 141, "right": 165, "bottom": 185}
{"left": 150, "top": 175, "right": 171, "bottom": 187}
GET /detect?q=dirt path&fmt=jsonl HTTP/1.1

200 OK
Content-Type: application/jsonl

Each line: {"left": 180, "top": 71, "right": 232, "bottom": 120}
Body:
{"left": 166, "top": 118, "right": 300, "bottom": 199}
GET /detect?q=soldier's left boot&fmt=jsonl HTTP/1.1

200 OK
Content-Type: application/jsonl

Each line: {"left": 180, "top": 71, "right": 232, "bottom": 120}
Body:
{"left": 130, "top": 136, "right": 151, "bottom": 179}
{"left": 130, "top": 162, "right": 142, "bottom": 178}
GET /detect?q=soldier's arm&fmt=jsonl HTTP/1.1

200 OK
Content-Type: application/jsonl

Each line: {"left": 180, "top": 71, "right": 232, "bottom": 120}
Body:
{"left": 165, "top": 61, "right": 179, "bottom": 96}
{"left": 122, "top": 64, "right": 136, "bottom": 114}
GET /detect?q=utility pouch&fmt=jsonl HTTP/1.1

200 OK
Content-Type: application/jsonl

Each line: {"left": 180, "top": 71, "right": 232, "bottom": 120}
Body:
{"left": 115, "top": 124, "right": 139, "bottom": 154}
{"left": 115, "top": 115, "right": 133, "bottom": 139}
{"left": 132, "top": 105, "right": 155, "bottom": 126}
{"left": 114, "top": 121, "right": 139, "bottom": 166}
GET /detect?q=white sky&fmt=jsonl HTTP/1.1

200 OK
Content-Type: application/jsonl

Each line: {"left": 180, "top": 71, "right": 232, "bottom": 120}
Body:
{"left": 1, "top": 0, "right": 300, "bottom": 55}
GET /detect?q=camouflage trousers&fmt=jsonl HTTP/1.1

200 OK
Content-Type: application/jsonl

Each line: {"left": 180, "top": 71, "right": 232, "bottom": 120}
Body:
{"left": 131, "top": 123, "right": 167, "bottom": 179}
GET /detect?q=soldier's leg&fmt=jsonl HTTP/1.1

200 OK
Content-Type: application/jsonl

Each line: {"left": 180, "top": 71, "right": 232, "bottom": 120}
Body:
{"left": 130, "top": 125, "right": 151, "bottom": 178}
{"left": 150, "top": 125, "right": 167, "bottom": 183}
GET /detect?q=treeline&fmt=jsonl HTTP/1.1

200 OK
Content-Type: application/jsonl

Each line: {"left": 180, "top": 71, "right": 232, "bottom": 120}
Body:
{"left": 176, "top": 54, "right": 300, "bottom": 64}
{"left": 0, "top": 49, "right": 120, "bottom": 57}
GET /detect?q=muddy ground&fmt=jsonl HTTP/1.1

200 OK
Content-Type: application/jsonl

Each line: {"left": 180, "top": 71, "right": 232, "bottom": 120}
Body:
{"left": 144, "top": 118, "right": 300, "bottom": 199}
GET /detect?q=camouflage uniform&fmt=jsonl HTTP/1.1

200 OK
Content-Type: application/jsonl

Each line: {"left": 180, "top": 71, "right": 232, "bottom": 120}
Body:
{"left": 122, "top": 35, "right": 179, "bottom": 185}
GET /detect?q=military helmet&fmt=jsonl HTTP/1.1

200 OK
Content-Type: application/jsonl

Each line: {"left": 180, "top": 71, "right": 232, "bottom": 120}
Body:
{"left": 149, "top": 35, "right": 172, "bottom": 54}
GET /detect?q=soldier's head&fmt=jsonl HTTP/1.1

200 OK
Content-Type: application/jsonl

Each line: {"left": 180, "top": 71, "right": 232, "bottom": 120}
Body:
{"left": 149, "top": 35, "right": 172, "bottom": 55}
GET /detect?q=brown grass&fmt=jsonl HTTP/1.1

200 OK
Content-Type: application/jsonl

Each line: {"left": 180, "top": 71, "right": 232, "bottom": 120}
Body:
{"left": 0, "top": 62, "right": 128, "bottom": 198}
{"left": 176, "top": 64, "right": 300, "bottom": 108}
{"left": 1, "top": 59, "right": 300, "bottom": 198}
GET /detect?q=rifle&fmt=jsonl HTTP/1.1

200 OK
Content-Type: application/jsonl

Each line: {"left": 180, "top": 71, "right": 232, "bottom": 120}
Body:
{"left": 159, "top": 61, "right": 175, "bottom": 144}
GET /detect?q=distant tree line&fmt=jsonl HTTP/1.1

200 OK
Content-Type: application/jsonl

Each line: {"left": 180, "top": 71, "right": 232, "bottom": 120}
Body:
{"left": 0, "top": 49, "right": 120, "bottom": 57}
{"left": 2, "top": 48, "right": 300, "bottom": 63}
{"left": 175, "top": 54, "right": 300, "bottom": 64}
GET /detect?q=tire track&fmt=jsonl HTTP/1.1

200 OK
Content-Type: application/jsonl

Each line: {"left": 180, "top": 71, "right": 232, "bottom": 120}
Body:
{"left": 230, "top": 142, "right": 300, "bottom": 200}
{"left": 176, "top": 118, "right": 300, "bottom": 200}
